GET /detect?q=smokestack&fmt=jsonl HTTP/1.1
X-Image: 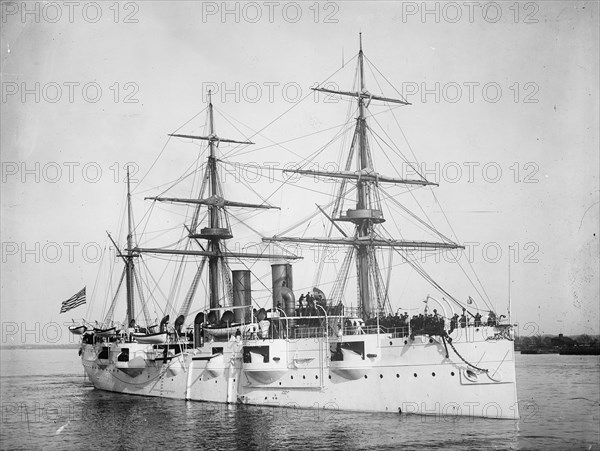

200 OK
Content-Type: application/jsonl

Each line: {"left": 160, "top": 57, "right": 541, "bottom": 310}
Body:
{"left": 271, "top": 263, "right": 293, "bottom": 312}
{"left": 193, "top": 312, "right": 204, "bottom": 348}
{"left": 232, "top": 270, "right": 251, "bottom": 323}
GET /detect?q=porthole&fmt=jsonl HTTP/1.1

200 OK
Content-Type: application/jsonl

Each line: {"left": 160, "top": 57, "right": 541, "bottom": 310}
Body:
{"left": 364, "top": 375, "right": 368, "bottom": 379}
{"left": 432, "top": 372, "right": 436, "bottom": 377}
{"left": 463, "top": 369, "right": 479, "bottom": 382}
{"left": 302, "top": 375, "right": 306, "bottom": 379}
{"left": 380, "top": 374, "right": 383, "bottom": 379}
{"left": 451, "top": 372, "right": 455, "bottom": 376}
{"left": 413, "top": 373, "right": 417, "bottom": 378}
{"left": 396, "top": 374, "right": 400, "bottom": 378}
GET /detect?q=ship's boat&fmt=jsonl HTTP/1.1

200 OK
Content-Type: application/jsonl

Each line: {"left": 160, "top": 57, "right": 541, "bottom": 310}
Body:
{"left": 92, "top": 327, "right": 116, "bottom": 337}
{"left": 68, "top": 324, "right": 87, "bottom": 335}
{"left": 131, "top": 331, "right": 168, "bottom": 344}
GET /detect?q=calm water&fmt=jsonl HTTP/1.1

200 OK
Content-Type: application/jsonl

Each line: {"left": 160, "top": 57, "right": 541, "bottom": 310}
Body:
{"left": 0, "top": 349, "right": 598, "bottom": 450}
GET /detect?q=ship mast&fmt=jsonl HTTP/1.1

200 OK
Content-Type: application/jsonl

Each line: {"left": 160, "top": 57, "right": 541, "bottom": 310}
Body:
{"left": 125, "top": 166, "right": 135, "bottom": 323}
{"left": 142, "top": 91, "right": 300, "bottom": 311}
{"left": 263, "top": 35, "right": 464, "bottom": 320}
{"left": 355, "top": 32, "right": 373, "bottom": 316}
{"left": 206, "top": 91, "right": 222, "bottom": 309}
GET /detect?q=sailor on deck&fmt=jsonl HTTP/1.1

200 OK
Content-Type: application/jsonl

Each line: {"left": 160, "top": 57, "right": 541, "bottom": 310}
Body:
{"left": 355, "top": 320, "right": 364, "bottom": 335}
{"left": 449, "top": 313, "right": 459, "bottom": 333}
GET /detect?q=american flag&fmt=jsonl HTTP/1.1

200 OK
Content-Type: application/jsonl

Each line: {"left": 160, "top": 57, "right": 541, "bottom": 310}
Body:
{"left": 60, "top": 287, "right": 86, "bottom": 314}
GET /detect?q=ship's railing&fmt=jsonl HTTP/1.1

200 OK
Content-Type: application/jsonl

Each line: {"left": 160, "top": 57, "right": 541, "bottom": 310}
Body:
{"left": 338, "top": 306, "right": 391, "bottom": 318}
{"left": 349, "top": 323, "right": 514, "bottom": 340}
{"left": 341, "top": 325, "right": 411, "bottom": 337}
{"left": 290, "top": 326, "right": 328, "bottom": 339}
{"left": 341, "top": 306, "right": 362, "bottom": 318}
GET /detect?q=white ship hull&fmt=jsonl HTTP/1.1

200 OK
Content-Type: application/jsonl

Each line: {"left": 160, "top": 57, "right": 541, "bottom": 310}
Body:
{"left": 81, "top": 326, "right": 519, "bottom": 419}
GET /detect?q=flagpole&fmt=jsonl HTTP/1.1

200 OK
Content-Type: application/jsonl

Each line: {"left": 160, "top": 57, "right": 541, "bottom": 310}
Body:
{"left": 508, "top": 253, "right": 512, "bottom": 325}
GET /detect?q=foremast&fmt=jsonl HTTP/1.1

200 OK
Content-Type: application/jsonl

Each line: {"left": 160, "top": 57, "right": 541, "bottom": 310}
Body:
{"left": 263, "top": 35, "right": 463, "bottom": 319}
{"left": 186, "top": 90, "right": 239, "bottom": 310}
{"left": 125, "top": 167, "right": 135, "bottom": 324}
{"left": 141, "top": 91, "right": 299, "bottom": 312}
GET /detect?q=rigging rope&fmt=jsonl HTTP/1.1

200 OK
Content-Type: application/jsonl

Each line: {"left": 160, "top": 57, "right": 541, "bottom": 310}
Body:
{"left": 103, "top": 267, "right": 126, "bottom": 327}
{"left": 133, "top": 266, "right": 152, "bottom": 327}
{"left": 220, "top": 54, "right": 359, "bottom": 162}
{"left": 87, "top": 242, "right": 108, "bottom": 320}
{"left": 430, "top": 189, "right": 494, "bottom": 311}
{"left": 134, "top": 106, "right": 208, "bottom": 191}
{"left": 379, "top": 187, "right": 454, "bottom": 243}
{"left": 329, "top": 247, "right": 355, "bottom": 304}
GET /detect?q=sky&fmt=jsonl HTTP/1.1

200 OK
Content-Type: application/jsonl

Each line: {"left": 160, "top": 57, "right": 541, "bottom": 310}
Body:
{"left": 1, "top": 1, "right": 598, "bottom": 345}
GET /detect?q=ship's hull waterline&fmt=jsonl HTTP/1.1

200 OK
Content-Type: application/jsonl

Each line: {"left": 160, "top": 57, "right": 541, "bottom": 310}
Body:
{"left": 81, "top": 326, "right": 519, "bottom": 419}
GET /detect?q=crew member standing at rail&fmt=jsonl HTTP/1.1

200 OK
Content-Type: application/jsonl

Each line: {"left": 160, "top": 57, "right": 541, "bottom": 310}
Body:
{"left": 460, "top": 308, "right": 467, "bottom": 328}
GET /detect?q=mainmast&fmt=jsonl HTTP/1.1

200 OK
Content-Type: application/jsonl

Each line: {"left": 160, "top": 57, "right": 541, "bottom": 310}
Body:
{"left": 264, "top": 35, "right": 463, "bottom": 320}
{"left": 355, "top": 32, "right": 374, "bottom": 316}
{"left": 125, "top": 167, "right": 135, "bottom": 323}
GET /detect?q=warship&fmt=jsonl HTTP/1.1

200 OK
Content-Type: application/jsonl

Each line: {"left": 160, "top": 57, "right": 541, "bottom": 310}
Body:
{"left": 67, "top": 37, "right": 519, "bottom": 419}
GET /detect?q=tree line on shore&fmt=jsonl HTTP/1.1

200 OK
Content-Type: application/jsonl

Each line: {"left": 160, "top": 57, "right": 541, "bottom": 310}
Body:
{"left": 515, "top": 334, "right": 600, "bottom": 351}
